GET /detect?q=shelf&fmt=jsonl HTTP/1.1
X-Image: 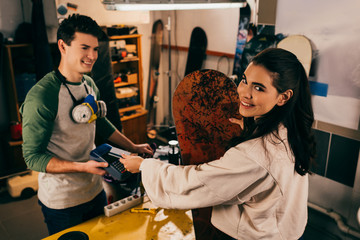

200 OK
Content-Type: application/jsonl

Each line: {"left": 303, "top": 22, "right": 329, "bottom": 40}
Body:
{"left": 109, "top": 34, "right": 142, "bottom": 41}
{"left": 116, "top": 91, "right": 137, "bottom": 99}
{"left": 111, "top": 57, "right": 139, "bottom": 64}
{"left": 0, "top": 169, "right": 31, "bottom": 180}
{"left": 162, "top": 44, "right": 235, "bottom": 59}
{"left": 120, "top": 108, "right": 147, "bottom": 121}
{"left": 118, "top": 105, "right": 143, "bottom": 114}
{"left": 114, "top": 82, "right": 137, "bottom": 88}
{"left": 8, "top": 140, "right": 23, "bottom": 147}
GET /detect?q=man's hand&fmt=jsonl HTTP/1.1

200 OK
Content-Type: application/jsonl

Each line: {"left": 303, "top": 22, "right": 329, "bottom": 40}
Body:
{"left": 81, "top": 160, "right": 109, "bottom": 175}
{"left": 133, "top": 144, "right": 153, "bottom": 157}
{"left": 120, "top": 155, "right": 144, "bottom": 173}
{"left": 107, "top": 130, "right": 154, "bottom": 157}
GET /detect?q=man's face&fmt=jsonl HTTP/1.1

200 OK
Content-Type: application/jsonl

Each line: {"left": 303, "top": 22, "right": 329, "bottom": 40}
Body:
{"left": 61, "top": 32, "right": 99, "bottom": 74}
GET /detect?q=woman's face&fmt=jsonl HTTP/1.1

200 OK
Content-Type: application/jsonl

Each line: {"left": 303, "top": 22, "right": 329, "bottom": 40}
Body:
{"left": 237, "top": 63, "right": 289, "bottom": 119}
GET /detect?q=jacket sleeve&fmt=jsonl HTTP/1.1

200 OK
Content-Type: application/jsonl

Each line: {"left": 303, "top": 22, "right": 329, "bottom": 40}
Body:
{"left": 140, "top": 145, "right": 273, "bottom": 209}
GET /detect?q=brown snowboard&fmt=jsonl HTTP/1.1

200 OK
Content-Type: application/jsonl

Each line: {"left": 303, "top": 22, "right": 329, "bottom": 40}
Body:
{"left": 173, "top": 69, "right": 242, "bottom": 240}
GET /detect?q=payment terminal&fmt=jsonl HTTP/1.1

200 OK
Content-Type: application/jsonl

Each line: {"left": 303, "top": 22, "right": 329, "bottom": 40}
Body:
{"left": 90, "top": 144, "right": 132, "bottom": 181}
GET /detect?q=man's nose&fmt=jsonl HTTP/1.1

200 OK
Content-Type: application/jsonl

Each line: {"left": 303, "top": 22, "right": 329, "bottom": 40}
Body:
{"left": 87, "top": 50, "right": 97, "bottom": 60}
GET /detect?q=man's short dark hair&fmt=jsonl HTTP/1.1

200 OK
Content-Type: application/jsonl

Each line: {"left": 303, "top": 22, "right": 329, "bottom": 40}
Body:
{"left": 57, "top": 14, "right": 103, "bottom": 45}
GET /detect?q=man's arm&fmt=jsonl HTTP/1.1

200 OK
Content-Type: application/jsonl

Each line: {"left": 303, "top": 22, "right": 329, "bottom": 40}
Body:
{"left": 45, "top": 156, "right": 108, "bottom": 175}
{"left": 107, "top": 129, "right": 153, "bottom": 156}
{"left": 43, "top": 129, "right": 153, "bottom": 174}
{"left": 91, "top": 77, "right": 153, "bottom": 157}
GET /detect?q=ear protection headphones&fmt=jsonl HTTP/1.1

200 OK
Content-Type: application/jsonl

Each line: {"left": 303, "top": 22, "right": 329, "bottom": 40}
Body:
{"left": 56, "top": 70, "right": 107, "bottom": 124}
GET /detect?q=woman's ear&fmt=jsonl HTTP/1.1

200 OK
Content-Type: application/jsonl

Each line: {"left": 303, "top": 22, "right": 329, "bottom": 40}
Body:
{"left": 277, "top": 89, "right": 293, "bottom": 106}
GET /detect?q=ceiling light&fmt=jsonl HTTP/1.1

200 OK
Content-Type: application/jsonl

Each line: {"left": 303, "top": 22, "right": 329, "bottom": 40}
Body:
{"left": 102, "top": 1, "right": 246, "bottom": 11}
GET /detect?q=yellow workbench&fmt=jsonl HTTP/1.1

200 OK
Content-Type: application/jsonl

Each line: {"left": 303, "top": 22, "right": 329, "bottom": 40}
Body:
{"left": 42, "top": 197, "right": 195, "bottom": 240}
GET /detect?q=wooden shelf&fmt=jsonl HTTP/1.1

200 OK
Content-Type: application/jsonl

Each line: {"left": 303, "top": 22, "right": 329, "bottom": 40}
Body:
{"left": 111, "top": 57, "right": 139, "bottom": 65}
{"left": 114, "top": 82, "right": 136, "bottom": 88}
{"left": 107, "top": 33, "right": 147, "bottom": 143}
{"left": 118, "top": 105, "right": 143, "bottom": 114}
{"left": 8, "top": 140, "right": 23, "bottom": 147}
{"left": 162, "top": 44, "right": 235, "bottom": 59}
{"left": 109, "top": 34, "right": 142, "bottom": 41}
{"left": 121, "top": 108, "right": 147, "bottom": 121}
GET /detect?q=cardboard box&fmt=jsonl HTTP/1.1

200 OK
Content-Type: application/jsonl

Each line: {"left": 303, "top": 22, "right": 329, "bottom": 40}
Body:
{"left": 127, "top": 73, "right": 138, "bottom": 84}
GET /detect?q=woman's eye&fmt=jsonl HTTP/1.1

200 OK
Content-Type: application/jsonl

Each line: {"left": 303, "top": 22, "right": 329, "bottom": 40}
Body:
{"left": 254, "top": 86, "right": 264, "bottom": 92}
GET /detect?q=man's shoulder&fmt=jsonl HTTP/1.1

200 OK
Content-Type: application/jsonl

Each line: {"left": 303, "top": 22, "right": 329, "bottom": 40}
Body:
{"left": 25, "top": 71, "right": 61, "bottom": 103}
{"left": 83, "top": 74, "right": 96, "bottom": 85}
{"left": 83, "top": 74, "right": 99, "bottom": 95}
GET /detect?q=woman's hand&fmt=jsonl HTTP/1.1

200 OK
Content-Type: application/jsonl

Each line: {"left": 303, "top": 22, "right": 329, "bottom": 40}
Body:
{"left": 120, "top": 155, "right": 144, "bottom": 173}
{"left": 229, "top": 117, "right": 244, "bottom": 129}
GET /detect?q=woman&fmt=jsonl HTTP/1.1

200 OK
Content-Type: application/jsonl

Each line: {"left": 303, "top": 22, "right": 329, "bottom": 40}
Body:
{"left": 120, "top": 48, "right": 316, "bottom": 240}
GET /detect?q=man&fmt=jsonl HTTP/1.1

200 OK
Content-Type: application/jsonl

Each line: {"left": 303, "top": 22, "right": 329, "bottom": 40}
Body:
{"left": 20, "top": 14, "right": 153, "bottom": 235}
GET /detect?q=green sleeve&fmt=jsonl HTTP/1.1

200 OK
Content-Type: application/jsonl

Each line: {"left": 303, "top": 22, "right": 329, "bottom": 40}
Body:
{"left": 20, "top": 74, "right": 59, "bottom": 172}
{"left": 96, "top": 117, "right": 116, "bottom": 139}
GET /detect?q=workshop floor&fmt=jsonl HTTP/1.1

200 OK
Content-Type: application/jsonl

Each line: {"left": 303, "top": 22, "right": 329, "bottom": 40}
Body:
{"left": 0, "top": 189, "right": 358, "bottom": 240}
{"left": 0, "top": 191, "right": 48, "bottom": 240}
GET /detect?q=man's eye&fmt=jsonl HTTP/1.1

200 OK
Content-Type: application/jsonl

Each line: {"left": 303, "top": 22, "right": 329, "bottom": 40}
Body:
{"left": 254, "top": 86, "right": 264, "bottom": 92}
{"left": 240, "top": 78, "right": 247, "bottom": 84}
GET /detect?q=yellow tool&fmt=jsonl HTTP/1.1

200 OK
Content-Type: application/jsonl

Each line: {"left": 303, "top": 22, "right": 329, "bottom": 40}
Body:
{"left": 130, "top": 207, "right": 157, "bottom": 214}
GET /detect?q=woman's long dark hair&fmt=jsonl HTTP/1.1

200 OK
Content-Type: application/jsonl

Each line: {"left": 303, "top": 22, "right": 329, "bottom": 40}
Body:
{"left": 232, "top": 48, "right": 316, "bottom": 175}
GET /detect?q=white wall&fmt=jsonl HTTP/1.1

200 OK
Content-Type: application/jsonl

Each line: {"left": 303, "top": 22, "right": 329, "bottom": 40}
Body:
{"left": 151, "top": 1, "right": 360, "bottom": 130}
{"left": 276, "top": 0, "right": 360, "bottom": 131}
{"left": 152, "top": 8, "right": 241, "bottom": 125}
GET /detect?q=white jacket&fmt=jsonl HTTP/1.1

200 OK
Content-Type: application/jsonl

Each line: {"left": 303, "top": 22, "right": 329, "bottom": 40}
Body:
{"left": 140, "top": 125, "right": 308, "bottom": 240}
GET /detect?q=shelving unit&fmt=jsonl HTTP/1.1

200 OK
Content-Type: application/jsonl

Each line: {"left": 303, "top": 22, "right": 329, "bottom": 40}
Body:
{"left": 108, "top": 34, "right": 147, "bottom": 143}
{"left": 1, "top": 43, "right": 59, "bottom": 178}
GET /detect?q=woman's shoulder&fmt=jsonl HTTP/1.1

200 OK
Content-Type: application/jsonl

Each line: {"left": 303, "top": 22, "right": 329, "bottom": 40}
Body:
{"left": 231, "top": 125, "right": 291, "bottom": 163}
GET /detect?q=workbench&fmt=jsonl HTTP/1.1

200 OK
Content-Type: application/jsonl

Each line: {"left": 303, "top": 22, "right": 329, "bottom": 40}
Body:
{"left": 42, "top": 196, "right": 195, "bottom": 240}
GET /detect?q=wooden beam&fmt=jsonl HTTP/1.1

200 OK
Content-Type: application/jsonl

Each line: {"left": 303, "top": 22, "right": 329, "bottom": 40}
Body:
{"left": 162, "top": 44, "right": 235, "bottom": 59}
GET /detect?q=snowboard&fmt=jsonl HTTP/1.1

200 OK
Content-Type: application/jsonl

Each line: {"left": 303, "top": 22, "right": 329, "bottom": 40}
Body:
{"left": 277, "top": 35, "right": 314, "bottom": 77}
{"left": 172, "top": 69, "right": 242, "bottom": 240}
{"left": 235, "top": 33, "right": 279, "bottom": 85}
{"left": 146, "top": 20, "right": 164, "bottom": 132}
{"left": 184, "top": 27, "right": 207, "bottom": 76}
{"left": 232, "top": 2, "right": 251, "bottom": 81}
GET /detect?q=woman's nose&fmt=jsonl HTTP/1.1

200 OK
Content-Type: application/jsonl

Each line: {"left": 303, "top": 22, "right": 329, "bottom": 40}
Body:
{"left": 237, "top": 84, "right": 252, "bottom": 99}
